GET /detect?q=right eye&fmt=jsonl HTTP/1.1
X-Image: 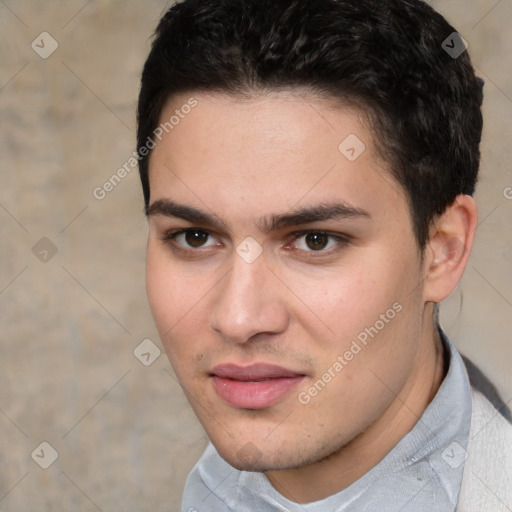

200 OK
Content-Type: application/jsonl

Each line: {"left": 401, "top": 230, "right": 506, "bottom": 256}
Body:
{"left": 162, "top": 228, "right": 221, "bottom": 250}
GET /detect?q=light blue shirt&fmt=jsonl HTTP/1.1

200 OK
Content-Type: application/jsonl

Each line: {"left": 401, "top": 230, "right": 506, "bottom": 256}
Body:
{"left": 182, "top": 332, "right": 472, "bottom": 511}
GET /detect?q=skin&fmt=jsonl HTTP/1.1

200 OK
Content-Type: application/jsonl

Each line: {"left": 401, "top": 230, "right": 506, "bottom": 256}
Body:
{"left": 145, "top": 90, "right": 477, "bottom": 503}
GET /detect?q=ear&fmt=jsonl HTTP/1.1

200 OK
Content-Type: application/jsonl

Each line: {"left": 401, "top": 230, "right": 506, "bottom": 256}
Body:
{"left": 423, "top": 194, "right": 478, "bottom": 303}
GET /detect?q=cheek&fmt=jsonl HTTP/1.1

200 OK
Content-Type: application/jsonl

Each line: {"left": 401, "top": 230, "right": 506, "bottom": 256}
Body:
{"left": 145, "top": 243, "right": 215, "bottom": 371}
{"left": 285, "top": 247, "right": 423, "bottom": 389}
{"left": 145, "top": 239, "right": 206, "bottom": 321}
{"left": 283, "top": 256, "right": 413, "bottom": 340}
{"left": 294, "top": 265, "right": 423, "bottom": 432}
{"left": 146, "top": 246, "right": 192, "bottom": 344}
{"left": 145, "top": 247, "right": 175, "bottom": 331}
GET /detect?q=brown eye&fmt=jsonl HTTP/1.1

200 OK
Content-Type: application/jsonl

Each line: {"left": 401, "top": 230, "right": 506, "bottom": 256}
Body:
{"left": 290, "top": 231, "right": 350, "bottom": 255}
{"left": 305, "top": 232, "right": 329, "bottom": 250}
{"left": 162, "top": 228, "right": 221, "bottom": 254}
{"left": 184, "top": 230, "right": 210, "bottom": 248}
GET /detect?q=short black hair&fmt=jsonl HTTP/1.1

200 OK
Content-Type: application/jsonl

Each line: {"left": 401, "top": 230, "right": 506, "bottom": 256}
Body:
{"left": 137, "top": 0, "right": 483, "bottom": 248}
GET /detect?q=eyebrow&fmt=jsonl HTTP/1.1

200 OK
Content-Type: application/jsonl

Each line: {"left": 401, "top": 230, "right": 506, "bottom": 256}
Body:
{"left": 146, "top": 199, "right": 371, "bottom": 233}
{"left": 260, "top": 202, "right": 371, "bottom": 231}
{"left": 146, "top": 200, "right": 229, "bottom": 231}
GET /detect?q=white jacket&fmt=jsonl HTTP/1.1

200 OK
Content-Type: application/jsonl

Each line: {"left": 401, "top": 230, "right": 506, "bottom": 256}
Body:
{"left": 457, "top": 389, "right": 512, "bottom": 511}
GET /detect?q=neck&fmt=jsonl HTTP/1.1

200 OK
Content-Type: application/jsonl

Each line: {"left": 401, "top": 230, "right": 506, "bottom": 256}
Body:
{"left": 265, "top": 311, "right": 446, "bottom": 503}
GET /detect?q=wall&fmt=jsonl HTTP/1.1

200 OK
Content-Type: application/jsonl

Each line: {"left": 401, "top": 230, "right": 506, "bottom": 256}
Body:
{"left": 0, "top": 0, "right": 511, "bottom": 510}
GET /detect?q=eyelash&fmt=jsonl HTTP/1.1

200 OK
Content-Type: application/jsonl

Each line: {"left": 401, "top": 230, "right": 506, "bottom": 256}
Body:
{"left": 160, "top": 228, "right": 352, "bottom": 259}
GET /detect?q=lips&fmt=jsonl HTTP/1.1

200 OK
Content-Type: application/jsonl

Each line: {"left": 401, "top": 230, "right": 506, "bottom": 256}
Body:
{"left": 210, "top": 363, "right": 305, "bottom": 409}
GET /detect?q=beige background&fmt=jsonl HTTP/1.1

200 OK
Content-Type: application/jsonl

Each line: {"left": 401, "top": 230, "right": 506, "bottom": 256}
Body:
{"left": 0, "top": 0, "right": 511, "bottom": 510}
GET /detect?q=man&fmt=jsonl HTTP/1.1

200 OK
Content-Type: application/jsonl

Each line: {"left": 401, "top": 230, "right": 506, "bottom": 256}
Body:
{"left": 137, "top": 0, "right": 512, "bottom": 510}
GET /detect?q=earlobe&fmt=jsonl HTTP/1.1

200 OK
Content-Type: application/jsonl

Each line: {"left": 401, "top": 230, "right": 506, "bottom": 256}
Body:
{"left": 423, "top": 195, "right": 478, "bottom": 303}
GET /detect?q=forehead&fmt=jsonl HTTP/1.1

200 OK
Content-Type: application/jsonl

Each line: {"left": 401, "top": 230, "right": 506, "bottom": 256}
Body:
{"left": 148, "top": 90, "right": 409, "bottom": 229}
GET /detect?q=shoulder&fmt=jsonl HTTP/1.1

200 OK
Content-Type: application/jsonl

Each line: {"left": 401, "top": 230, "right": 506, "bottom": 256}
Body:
{"left": 457, "top": 389, "right": 512, "bottom": 512}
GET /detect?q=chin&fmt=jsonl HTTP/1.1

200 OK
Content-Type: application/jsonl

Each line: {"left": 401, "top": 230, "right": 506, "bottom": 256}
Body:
{"left": 210, "top": 433, "right": 311, "bottom": 473}
{"left": 220, "top": 449, "right": 291, "bottom": 473}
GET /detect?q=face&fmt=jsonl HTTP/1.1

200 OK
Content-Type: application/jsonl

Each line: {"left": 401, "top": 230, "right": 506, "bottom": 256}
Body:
{"left": 145, "top": 91, "right": 428, "bottom": 472}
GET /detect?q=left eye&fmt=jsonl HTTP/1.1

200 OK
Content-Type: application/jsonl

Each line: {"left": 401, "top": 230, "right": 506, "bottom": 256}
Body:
{"left": 292, "top": 232, "right": 343, "bottom": 251}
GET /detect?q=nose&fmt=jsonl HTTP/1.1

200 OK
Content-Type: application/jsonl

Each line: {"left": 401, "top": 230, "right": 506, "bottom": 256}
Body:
{"left": 209, "top": 252, "right": 289, "bottom": 344}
